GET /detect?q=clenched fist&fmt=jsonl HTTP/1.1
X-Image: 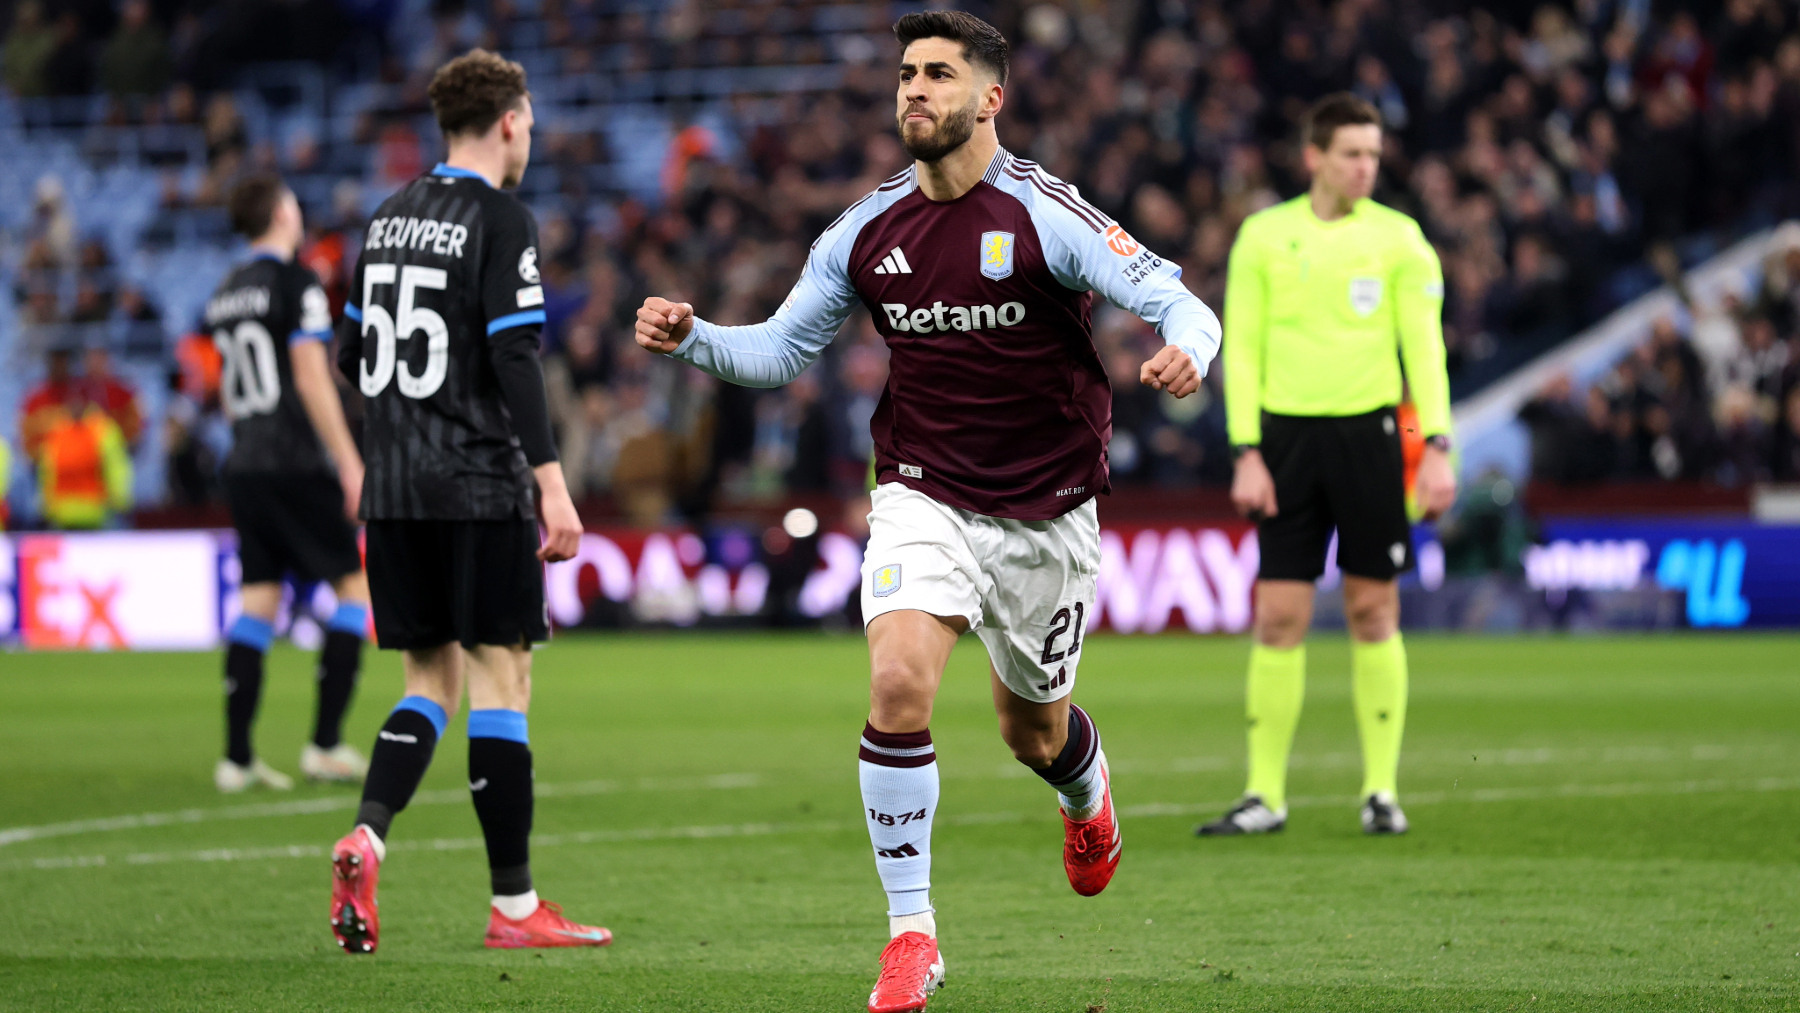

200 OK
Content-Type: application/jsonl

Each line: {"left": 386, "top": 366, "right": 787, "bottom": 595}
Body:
{"left": 636, "top": 297, "right": 695, "bottom": 354}
{"left": 1139, "top": 345, "right": 1200, "bottom": 399}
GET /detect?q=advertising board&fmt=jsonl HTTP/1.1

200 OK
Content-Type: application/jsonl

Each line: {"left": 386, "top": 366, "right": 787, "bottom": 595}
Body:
{"left": 0, "top": 520, "right": 1794, "bottom": 648}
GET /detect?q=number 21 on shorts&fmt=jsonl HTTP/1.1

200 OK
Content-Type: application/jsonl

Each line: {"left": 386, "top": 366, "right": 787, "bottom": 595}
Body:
{"left": 1037, "top": 601, "right": 1086, "bottom": 692}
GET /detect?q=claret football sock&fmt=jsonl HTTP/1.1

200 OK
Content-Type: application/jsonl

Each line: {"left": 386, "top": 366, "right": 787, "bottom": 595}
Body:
{"left": 1352, "top": 634, "right": 1409, "bottom": 799}
{"left": 354, "top": 696, "right": 446, "bottom": 840}
{"left": 1245, "top": 643, "right": 1306, "bottom": 812}
{"left": 859, "top": 722, "right": 938, "bottom": 922}
{"left": 1037, "top": 704, "right": 1106, "bottom": 819}
{"left": 224, "top": 615, "right": 274, "bottom": 766}
{"left": 469, "top": 710, "right": 535, "bottom": 899}
{"left": 311, "top": 604, "right": 367, "bottom": 750}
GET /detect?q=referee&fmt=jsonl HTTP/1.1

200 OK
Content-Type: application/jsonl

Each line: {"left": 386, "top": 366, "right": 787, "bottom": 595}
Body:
{"left": 1198, "top": 94, "right": 1455, "bottom": 838}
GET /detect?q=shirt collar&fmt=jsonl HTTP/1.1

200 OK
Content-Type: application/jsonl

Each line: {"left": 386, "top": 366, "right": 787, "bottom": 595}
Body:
{"left": 981, "top": 146, "right": 1010, "bottom": 185}
{"left": 431, "top": 163, "right": 493, "bottom": 187}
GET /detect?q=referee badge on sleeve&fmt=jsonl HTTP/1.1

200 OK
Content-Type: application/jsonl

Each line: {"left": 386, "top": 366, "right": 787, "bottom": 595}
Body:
{"left": 873, "top": 564, "right": 902, "bottom": 598}
{"left": 1349, "top": 277, "right": 1383, "bottom": 317}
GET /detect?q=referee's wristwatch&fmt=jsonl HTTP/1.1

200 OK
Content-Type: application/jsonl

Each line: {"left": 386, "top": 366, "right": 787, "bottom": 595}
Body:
{"left": 1424, "top": 434, "right": 1452, "bottom": 453}
{"left": 1230, "top": 443, "right": 1260, "bottom": 461}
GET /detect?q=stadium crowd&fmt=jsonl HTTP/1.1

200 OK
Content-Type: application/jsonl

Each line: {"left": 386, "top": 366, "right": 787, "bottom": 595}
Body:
{"left": 4, "top": 0, "right": 1800, "bottom": 528}
{"left": 1521, "top": 228, "right": 1800, "bottom": 486}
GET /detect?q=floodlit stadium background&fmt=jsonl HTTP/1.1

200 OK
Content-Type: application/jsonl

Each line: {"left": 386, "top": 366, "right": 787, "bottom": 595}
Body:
{"left": 3, "top": 0, "right": 1800, "bottom": 643}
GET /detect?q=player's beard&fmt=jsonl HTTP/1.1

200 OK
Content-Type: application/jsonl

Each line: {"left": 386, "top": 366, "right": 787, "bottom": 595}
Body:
{"left": 898, "top": 96, "right": 978, "bottom": 163}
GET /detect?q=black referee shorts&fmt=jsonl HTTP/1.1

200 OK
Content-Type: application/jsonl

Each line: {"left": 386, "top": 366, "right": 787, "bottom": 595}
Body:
{"left": 223, "top": 471, "right": 363, "bottom": 586}
{"left": 1256, "top": 407, "right": 1413, "bottom": 583}
{"left": 364, "top": 518, "right": 549, "bottom": 651}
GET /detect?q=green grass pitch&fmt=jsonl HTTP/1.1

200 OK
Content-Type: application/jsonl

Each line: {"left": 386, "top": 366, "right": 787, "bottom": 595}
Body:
{"left": 2, "top": 632, "right": 1798, "bottom": 1011}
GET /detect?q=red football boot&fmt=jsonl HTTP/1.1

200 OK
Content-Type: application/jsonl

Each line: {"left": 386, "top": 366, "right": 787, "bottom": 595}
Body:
{"left": 867, "top": 931, "right": 945, "bottom": 1013}
{"left": 1062, "top": 756, "right": 1122, "bottom": 897}
{"left": 329, "top": 826, "right": 381, "bottom": 954}
{"left": 484, "top": 899, "right": 613, "bottom": 949}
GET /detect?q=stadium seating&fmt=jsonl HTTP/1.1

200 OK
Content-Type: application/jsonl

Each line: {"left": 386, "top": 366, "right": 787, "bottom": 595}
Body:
{"left": 3, "top": 1, "right": 1798, "bottom": 527}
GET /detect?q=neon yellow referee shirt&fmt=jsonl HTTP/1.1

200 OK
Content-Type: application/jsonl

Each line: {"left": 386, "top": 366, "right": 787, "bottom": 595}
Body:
{"left": 1223, "top": 194, "right": 1452, "bottom": 446}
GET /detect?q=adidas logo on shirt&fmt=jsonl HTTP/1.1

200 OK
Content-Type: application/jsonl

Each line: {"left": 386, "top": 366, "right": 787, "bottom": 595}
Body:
{"left": 873, "top": 247, "right": 914, "bottom": 275}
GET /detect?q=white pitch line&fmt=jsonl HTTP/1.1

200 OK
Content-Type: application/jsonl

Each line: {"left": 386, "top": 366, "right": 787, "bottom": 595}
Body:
{"left": 6, "top": 775, "right": 1798, "bottom": 875}
{"left": 2, "top": 741, "right": 1788, "bottom": 849}
{"left": 0, "top": 772, "right": 765, "bottom": 849}
{"left": 1053, "top": 741, "right": 1797, "bottom": 780}
{"left": 1119, "top": 775, "right": 1800, "bottom": 818}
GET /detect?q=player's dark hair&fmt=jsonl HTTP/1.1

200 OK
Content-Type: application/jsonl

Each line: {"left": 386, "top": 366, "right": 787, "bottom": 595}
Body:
{"left": 428, "top": 49, "right": 530, "bottom": 138}
{"left": 1304, "top": 93, "right": 1381, "bottom": 150}
{"left": 894, "top": 11, "right": 1009, "bottom": 86}
{"left": 227, "top": 173, "right": 287, "bottom": 238}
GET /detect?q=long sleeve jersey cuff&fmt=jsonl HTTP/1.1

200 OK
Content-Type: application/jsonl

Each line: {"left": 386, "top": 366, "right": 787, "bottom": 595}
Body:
{"left": 1156, "top": 297, "right": 1223, "bottom": 375}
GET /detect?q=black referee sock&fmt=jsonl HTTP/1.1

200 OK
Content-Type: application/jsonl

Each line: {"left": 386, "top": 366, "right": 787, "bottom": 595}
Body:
{"left": 354, "top": 698, "right": 446, "bottom": 841}
{"left": 468, "top": 710, "right": 534, "bottom": 897}
{"left": 223, "top": 616, "right": 273, "bottom": 766}
{"left": 311, "top": 604, "right": 368, "bottom": 750}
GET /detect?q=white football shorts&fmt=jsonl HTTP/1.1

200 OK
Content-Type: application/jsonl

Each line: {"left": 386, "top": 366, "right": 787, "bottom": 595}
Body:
{"left": 860, "top": 482, "right": 1100, "bottom": 704}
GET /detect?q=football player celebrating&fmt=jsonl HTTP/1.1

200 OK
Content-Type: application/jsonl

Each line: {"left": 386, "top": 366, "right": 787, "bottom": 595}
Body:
{"left": 637, "top": 12, "right": 1221, "bottom": 1011}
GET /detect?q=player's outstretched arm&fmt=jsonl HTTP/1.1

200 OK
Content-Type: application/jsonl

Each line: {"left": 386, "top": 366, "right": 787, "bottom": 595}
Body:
{"left": 635, "top": 215, "right": 861, "bottom": 387}
{"left": 633, "top": 283, "right": 853, "bottom": 388}
{"left": 292, "top": 340, "right": 364, "bottom": 519}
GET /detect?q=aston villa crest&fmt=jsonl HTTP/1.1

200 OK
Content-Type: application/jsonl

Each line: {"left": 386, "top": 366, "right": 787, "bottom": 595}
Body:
{"left": 980, "top": 231, "right": 1014, "bottom": 281}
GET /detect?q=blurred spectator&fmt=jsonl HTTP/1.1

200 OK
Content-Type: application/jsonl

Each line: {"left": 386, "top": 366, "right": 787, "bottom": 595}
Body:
{"left": 20, "top": 349, "right": 80, "bottom": 460}
{"left": 42, "top": 10, "right": 94, "bottom": 97}
{"left": 117, "top": 284, "right": 168, "bottom": 355}
{"left": 1775, "top": 387, "right": 1800, "bottom": 481}
{"left": 3, "top": 1, "right": 56, "bottom": 98}
{"left": 80, "top": 347, "right": 144, "bottom": 448}
{"left": 373, "top": 122, "right": 425, "bottom": 188}
{"left": 34, "top": 400, "right": 134, "bottom": 530}
{"left": 203, "top": 94, "right": 248, "bottom": 167}
{"left": 1713, "top": 385, "right": 1769, "bottom": 486}
{"left": 162, "top": 367, "right": 223, "bottom": 507}
{"left": 1491, "top": 234, "right": 1568, "bottom": 337}
{"left": 30, "top": 177, "right": 77, "bottom": 270}
{"left": 1723, "top": 315, "right": 1791, "bottom": 403}
{"left": 98, "top": 0, "right": 172, "bottom": 99}
{"left": 300, "top": 211, "right": 356, "bottom": 317}
{"left": 1518, "top": 373, "right": 1587, "bottom": 483}
{"left": 1626, "top": 86, "right": 1700, "bottom": 242}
